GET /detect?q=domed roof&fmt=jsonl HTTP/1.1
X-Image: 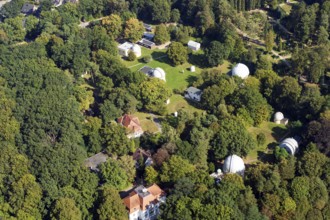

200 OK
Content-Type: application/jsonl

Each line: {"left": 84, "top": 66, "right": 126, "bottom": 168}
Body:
{"left": 132, "top": 44, "right": 141, "bottom": 52}
{"left": 280, "top": 138, "right": 298, "bottom": 155}
{"left": 223, "top": 154, "right": 245, "bottom": 175}
{"left": 152, "top": 67, "right": 166, "bottom": 81}
{"left": 232, "top": 63, "right": 250, "bottom": 79}
{"left": 274, "top": 112, "right": 284, "bottom": 121}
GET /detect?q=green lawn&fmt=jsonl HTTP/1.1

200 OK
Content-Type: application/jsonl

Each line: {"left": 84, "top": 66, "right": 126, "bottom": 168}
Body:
{"left": 167, "top": 94, "right": 204, "bottom": 114}
{"left": 245, "top": 122, "right": 289, "bottom": 163}
{"left": 133, "top": 112, "right": 160, "bottom": 133}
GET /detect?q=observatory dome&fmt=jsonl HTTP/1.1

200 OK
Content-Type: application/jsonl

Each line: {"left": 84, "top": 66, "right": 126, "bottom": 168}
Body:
{"left": 132, "top": 44, "right": 141, "bottom": 57}
{"left": 280, "top": 138, "right": 299, "bottom": 155}
{"left": 223, "top": 154, "right": 245, "bottom": 175}
{"left": 232, "top": 63, "right": 250, "bottom": 79}
{"left": 152, "top": 67, "right": 166, "bottom": 81}
{"left": 274, "top": 112, "right": 284, "bottom": 122}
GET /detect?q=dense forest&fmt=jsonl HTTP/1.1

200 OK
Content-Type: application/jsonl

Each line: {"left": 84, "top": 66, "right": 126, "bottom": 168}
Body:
{"left": 0, "top": 0, "right": 329, "bottom": 219}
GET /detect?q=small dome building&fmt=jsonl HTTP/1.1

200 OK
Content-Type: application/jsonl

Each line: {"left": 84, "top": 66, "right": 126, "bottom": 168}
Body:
{"left": 223, "top": 154, "right": 245, "bottom": 176}
{"left": 280, "top": 138, "right": 299, "bottom": 155}
{"left": 152, "top": 67, "right": 166, "bottom": 81}
{"left": 274, "top": 112, "right": 284, "bottom": 124}
{"left": 132, "top": 44, "right": 142, "bottom": 57}
{"left": 231, "top": 63, "right": 250, "bottom": 79}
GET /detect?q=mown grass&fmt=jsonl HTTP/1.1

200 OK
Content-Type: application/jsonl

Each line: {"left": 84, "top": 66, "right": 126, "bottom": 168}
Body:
{"left": 133, "top": 112, "right": 160, "bottom": 133}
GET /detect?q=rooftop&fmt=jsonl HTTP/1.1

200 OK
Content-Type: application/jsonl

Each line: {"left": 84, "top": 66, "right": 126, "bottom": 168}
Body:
{"left": 139, "top": 38, "right": 156, "bottom": 47}
{"left": 139, "top": 66, "right": 153, "bottom": 75}
{"left": 188, "top": 40, "right": 201, "bottom": 47}
{"left": 186, "top": 86, "right": 202, "bottom": 95}
{"left": 84, "top": 152, "right": 109, "bottom": 171}
{"left": 118, "top": 42, "right": 134, "bottom": 50}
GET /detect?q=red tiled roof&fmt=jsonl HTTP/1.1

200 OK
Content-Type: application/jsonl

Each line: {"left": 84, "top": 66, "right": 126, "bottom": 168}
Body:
{"left": 117, "top": 114, "right": 143, "bottom": 134}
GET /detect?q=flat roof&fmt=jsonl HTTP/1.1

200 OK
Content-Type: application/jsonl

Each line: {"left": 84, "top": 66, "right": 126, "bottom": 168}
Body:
{"left": 143, "top": 23, "right": 152, "bottom": 29}
{"left": 139, "top": 66, "right": 153, "bottom": 75}
{"left": 139, "top": 38, "right": 155, "bottom": 47}
{"left": 188, "top": 40, "right": 201, "bottom": 47}
{"left": 118, "top": 42, "right": 133, "bottom": 50}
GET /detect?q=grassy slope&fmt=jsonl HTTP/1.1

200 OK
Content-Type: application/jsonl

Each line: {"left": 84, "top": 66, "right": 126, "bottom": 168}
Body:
{"left": 245, "top": 122, "right": 289, "bottom": 163}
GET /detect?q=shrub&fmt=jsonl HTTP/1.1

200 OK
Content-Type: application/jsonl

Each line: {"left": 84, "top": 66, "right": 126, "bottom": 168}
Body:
{"left": 127, "top": 51, "right": 136, "bottom": 61}
{"left": 143, "top": 55, "right": 152, "bottom": 63}
{"left": 257, "top": 133, "right": 266, "bottom": 146}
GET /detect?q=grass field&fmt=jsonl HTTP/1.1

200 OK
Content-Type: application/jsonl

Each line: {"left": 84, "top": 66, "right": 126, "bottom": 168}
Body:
{"left": 245, "top": 122, "right": 289, "bottom": 163}
{"left": 167, "top": 94, "right": 204, "bottom": 114}
{"left": 133, "top": 112, "right": 160, "bottom": 133}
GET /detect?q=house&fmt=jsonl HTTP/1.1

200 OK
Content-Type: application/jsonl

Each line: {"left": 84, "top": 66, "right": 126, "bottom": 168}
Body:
{"left": 117, "top": 114, "right": 144, "bottom": 138}
{"left": 138, "top": 38, "right": 156, "bottom": 49}
{"left": 187, "top": 40, "right": 201, "bottom": 51}
{"left": 143, "top": 23, "right": 153, "bottom": 32}
{"left": 118, "top": 42, "right": 142, "bottom": 58}
{"left": 133, "top": 148, "right": 153, "bottom": 168}
{"left": 21, "top": 3, "right": 37, "bottom": 14}
{"left": 83, "top": 152, "right": 109, "bottom": 172}
{"left": 123, "top": 184, "right": 166, "bottom": 220}
{"left": 184, "top": 87, "right": 202, "bottom": 102}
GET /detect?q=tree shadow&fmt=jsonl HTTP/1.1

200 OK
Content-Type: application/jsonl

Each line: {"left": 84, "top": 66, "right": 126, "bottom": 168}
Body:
{"left": 186, "top": 75, "right": 199, "bottom": 86}
{"left": 151, "top": 51, "right": 172, "bottom": 65}
{"left": 257, "top": 151, "right": 275, "bottom": 163}
{"left": 271, "top": 126, "right": 288, "bottom": 142}
{"left": 188, "top": 53, "right": 207, "bottom": 68}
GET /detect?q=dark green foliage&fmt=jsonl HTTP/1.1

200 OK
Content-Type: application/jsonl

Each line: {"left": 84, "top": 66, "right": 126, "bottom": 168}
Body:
{"left": 211, "top": 117, "right": 256, "bottom": 159}
{"left": 142, "top": 55, "right": 152, "bottom": 63}
{"left": 99, "top": 159, "right": 130, "bottom": 189}
{"left": 205, "top": 41, "right": 230, "bottom": 67}
{"left": 154, "top": 24, "right": 170, "bottom": 45}
{"left": 127, "top": 50, "right": 136, "bottom": 61}
{"left": 167, "top": 42, "right": 188, "bottom": 65}
{"left": 256, "top": 133, "right": 266, "bottom": 146}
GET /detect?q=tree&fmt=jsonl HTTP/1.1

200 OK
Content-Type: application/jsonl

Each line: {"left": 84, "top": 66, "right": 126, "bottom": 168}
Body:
{"left": 124, "top": 18, "right": 144, "bottom": 42}
{"left": 118, "top": 155, "right": 136, "bottom": 182}
{"left": 101, "top": 122, "right": 132, "bottom": 156}
{"left": 205, "top": 41, "right": 230, "bottom": 67}
{"left": 101, "top": 14, "right": 123, "bottom": 39}
{"left": 299, "top": 84, "right": 325, "bottom": 118}
{"left": 154, "top": 24, "right": 170, "bottom": 45}
{"left": 264, "top": 29, "right": 275, "bottom": 53}
{"left": 317, "top": 26, "right": 329, "bottom": 45}
{"left": 257, "top": 133, "right": 266, "bottom": 146}
{"left": 306, "top": 120, "right": 330, "bottom": 155}
{"left": 171, "top": 9, "right": 180, "bottom": 22}
{"left": 151, "top": 0, "right": 171, "bottom": 23}
{"left": 97, "top": 186, "right": 127, "bottom": 220}
{"left": 211, "top": 117, "right": 256, "bottom": 159}
{"left": 50, "top": 198, "right": 81, "bottom": 220}
{"left": 160, "top": 155, "right": 195, "bottom": 183}
{"left": 127, "top": 50, "right": 136, "bottom": 61}
{"left": 144, "top": 166, "right": 159, "bottom": 185}
{"left": 9, "top": 174, "right": 42, "bottom": 219}
{"left": 298, "top": 149, "right": 328, "bottom": 177}
{"left": 99, "top": 159, "right": 129, "bottom": 190}
{"left": 139, "top": 78, "right": 172, "bottom": 115}
{"left": 274, "top": 76, "right": 302, "bottom": 112}
{"left": 167, "top": 42, "right": 188, "bottom": 65}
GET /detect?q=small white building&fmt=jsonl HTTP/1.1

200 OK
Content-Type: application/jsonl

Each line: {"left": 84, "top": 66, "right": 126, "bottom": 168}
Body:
{"left": 188, "top": 40, "right": 201, "bottom": 51}
{"left": 280, "top": 138, "right": 299, "bottom": 155}
{"left": 190, "top": 66, "right": 196, "bottom": 72}
{"left": 184, "top": 87, "right": 202, "bottom": 102}
{"left": 231, "top": 63, "right": 250, "bottom": 79}
{"left": 223, "top": 154, "right": 245, "bottom": 176}
{"left": 118, "top": 42, "right": 142, "bottom": 58}
{"left": 274, "top": 112, "right": 289, "bottom": 125}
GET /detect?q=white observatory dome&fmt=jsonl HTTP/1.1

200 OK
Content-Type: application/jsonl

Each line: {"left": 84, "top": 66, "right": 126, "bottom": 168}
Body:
{"left": 232, "top": 63, "right": 250, "bottom": 79}
{"left": 132, "top": 44, "right": 141, "bottom": 57}
{"left": 223, "top": 154, "right": 245, "bottom": 176}
{"left": 152, "top": 67, "right": 166, "bottom": 81}
{"left": 274, "top": 112, "right": 284, "bottom": 122}
{"left": 280, "top": 138, "right": 299, "bottom": 155}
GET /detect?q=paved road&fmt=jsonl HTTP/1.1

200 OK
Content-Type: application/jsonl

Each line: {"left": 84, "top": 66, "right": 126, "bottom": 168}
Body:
{"left": 79, "top": 17, "right": 106, "bottom": 28}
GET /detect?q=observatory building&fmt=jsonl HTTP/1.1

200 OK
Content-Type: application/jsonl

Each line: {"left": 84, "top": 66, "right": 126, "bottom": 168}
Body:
{"left": 280, "top": 138, "right": 299, "bottom": 155}
{"left": 231, "top": 63, "right": 250, "bottom": 79}
{"left": 273, "top": 112, "right": 289, "bottom": 125}
{"left": 223, "top": 154, "right": 245, "bottom": 176}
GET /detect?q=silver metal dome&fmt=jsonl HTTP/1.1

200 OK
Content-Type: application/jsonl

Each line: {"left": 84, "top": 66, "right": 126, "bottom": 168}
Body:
{"left": 223, "top": 154, "right": 245, "bottom": 176}
{"left": 280, "top": 138, "right": 299, "bottom": 155}
{"left": 232, "top": 63, "right": 250, "bottom": 79}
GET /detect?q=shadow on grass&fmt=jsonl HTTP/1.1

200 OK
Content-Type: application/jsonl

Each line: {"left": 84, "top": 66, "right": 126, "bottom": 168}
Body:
{"left": 271, "top": 126, "right": 288, "bottom": 142}
{"left": 151, "top": 51, "right": 173, "bottom": 65}
{"left": 186, "top": 75, "right": 199, "bottom": 86}
{"left": 188, "top": 53, "right": 208, "bottom": 68}
{"left": 257, "top": 151, "right": 275, "bottom": 163}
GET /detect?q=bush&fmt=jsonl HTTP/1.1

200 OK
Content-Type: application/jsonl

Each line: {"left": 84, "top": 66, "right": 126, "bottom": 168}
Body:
{"left": 143, "top": 55, "right": 152, "bottom": 63}
{"left": 127, "top": 51, "right": 136, "bottom": 61}
{"left": 256, "top": 133, "right": 266, "bottom": 146}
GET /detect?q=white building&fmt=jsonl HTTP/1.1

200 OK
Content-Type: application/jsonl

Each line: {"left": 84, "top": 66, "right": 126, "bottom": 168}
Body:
{"left": 188, "top": 40, "right": 201, "bottom": 51}
{"left": 118, "top": 42, "right": 142, "bottom": 58}
{"left": 231, "top": 63, "right": 250, "bottom": 79}
{"left": 280, "top": 138, "right": 299, "bottom": 155}
{"left": 184, "top": 87, "right": 202, "bottom": 102}
{"left": 190, "top": 65, "right": 196, "bottom": 72}
{"left": 139, "top": 66, "right": 166, "bottom": 81}
{"left": 274, "top": 112, "right": 289, "bottom": 125}
{"left": 223, "top": 154, "right": 245, "bottom": 176}
{"left": 123, "top": 184, "right": 166, "bottom": 220}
